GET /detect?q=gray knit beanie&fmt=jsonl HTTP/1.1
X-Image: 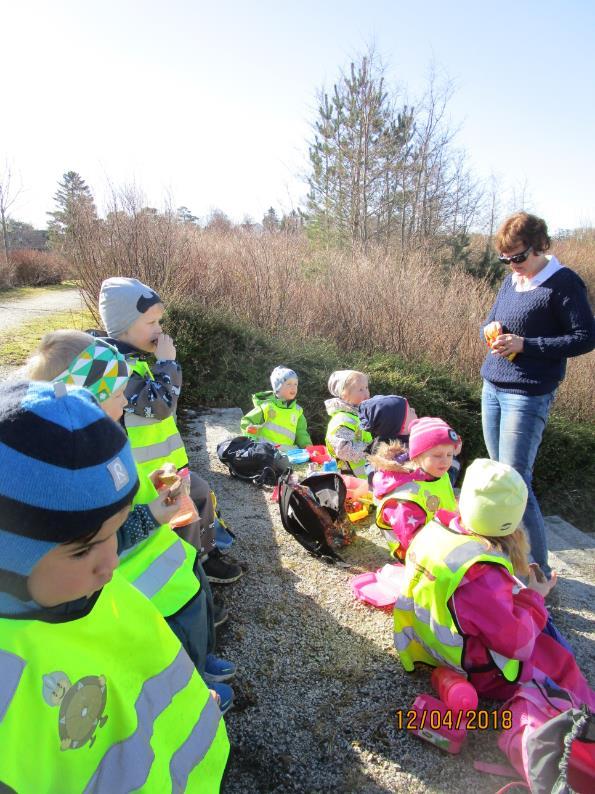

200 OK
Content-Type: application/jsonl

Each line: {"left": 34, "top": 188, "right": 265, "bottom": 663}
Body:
{"left": 270, "top": 366, "right": 298, "bottom": 396}
{"left": 99, "top": 277, "right": 162, "bottom": 338}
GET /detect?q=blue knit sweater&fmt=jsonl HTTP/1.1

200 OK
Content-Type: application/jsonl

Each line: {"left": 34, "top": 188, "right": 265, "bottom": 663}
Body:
{"left": 480, "top": 267, "right": 594, "bottom": 395}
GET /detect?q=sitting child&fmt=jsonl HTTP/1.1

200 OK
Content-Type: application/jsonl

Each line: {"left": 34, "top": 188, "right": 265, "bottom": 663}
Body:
{"left": 393, "top": 458, "right": 594, "bottom": 708}
{"left": 368, "top": 416, "right": 460, "bottom": 559}
{"left": 97, "top": 276, "right": 242, "bottom": 585}
{"left": 358, "top": 394, "right": 418, "bottom": 452}
{"left": 325, "top": 369, "right": 372, "bottom": 479}
{"left": 240, "top": 366, "right": 312, "bottom": 448}
{"left": 0, "top": 380, "right": 229, "bottom": 792}
{"left": 359, "top": 395, "right": 461, "bottom": 486}
{"left": 26, "top": 331, "right": 235, "bottom": 700}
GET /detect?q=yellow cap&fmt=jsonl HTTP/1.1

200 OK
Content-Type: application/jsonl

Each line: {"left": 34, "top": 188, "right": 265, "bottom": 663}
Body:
{"left": 459, "top": 459, "right": 528, "bottom": 536}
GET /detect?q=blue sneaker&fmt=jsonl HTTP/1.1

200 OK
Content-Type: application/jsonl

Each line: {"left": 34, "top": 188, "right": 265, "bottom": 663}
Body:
{"left": 203, "top": 654, "right": 236, "bottom": 683}
{"left": 214, "top": 518, "right": 235, "bottom": 551}
{"left": 209, "top": 682, "right": 234, "bottom": 715}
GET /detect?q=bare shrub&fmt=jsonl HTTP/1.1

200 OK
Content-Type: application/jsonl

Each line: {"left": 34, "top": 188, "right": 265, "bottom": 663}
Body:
{"left": 9, "top": 248, "right": 70, "bottom": 286}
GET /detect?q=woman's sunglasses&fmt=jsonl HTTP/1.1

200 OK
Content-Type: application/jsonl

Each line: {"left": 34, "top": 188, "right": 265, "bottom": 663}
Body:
{"left": 498, "top": 245, "right": 532, "bottom": 265}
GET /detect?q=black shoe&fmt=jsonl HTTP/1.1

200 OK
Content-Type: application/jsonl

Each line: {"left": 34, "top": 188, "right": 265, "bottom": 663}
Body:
{"left": 204, "top": 549, "right": 244, "bottom": 585}
{"left": 213, "top": 602, "right": 229, "bottom": 628}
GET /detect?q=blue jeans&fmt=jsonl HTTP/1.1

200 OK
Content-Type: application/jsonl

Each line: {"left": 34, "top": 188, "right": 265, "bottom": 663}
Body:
{"left": 481, "top": 380, "right": 556, "bottom": 577}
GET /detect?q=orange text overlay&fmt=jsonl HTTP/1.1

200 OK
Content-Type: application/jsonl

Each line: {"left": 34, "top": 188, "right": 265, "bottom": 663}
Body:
{"left": 396, "top": 709, "right": 513, "bottom": 731}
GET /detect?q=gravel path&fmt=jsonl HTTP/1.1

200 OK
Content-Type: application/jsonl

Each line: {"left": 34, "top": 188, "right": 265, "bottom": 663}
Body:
{"left": 0, "top": 287, "right": 84, "bottom": 380}
{"left": 185, "top": 408, "right": 595, "bottom": 794}
{"left": 0, "top": 287, "right": 83, "bottom": 333}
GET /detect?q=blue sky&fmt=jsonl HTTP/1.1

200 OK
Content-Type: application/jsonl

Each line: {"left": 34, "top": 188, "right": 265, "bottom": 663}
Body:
{"left": 2, "top": 0, "right": 594, "bottom": 231}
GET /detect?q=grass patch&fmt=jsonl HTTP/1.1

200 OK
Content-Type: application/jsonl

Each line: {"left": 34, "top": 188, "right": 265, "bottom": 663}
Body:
{"left": 0, "top": 308, "right": 95, "bottom": 365}
{"left": 0, "top": 280, "right": 79, "bottom": 301}
{"left": 168, "top": 303, "right": 595, "bottom": 532}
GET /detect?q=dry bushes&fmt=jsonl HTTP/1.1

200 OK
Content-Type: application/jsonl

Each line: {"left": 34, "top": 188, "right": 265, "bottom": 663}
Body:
{"left": 68, "top": 210, "right": 594, "bottom": 422}
{"left": 8, "top": 249, "right": 70, "bottom": 286}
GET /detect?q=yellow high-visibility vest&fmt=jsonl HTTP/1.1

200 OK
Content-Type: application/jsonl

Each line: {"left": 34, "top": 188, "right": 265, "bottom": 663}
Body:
{"left": 0, "top": 571, "right": 229, "bottom": 793}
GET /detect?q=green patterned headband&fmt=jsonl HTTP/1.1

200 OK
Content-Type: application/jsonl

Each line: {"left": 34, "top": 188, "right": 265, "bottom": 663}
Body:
{"left": 53, "top": 339, "right": 131, "bottom": 403}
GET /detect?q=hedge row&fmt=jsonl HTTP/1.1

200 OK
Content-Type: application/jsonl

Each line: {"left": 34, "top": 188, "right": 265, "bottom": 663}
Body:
{"left": 168, "top": 303, "right": 595, "bottom": 532}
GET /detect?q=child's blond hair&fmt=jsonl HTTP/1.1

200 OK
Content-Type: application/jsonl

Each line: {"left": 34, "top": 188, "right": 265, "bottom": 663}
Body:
{"left": 341, "top": 371, "right": 367, "bottom": 396}
{"left": 469, "top": 526, "right": 531, "bottom": 577}
{"left": 26, "top": 330, "right": 94, "bottom": 381}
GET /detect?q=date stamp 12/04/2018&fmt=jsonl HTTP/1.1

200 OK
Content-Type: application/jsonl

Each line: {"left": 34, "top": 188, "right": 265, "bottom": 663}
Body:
{"left": 396, "top": 709, "right": 512, "bottom": 732}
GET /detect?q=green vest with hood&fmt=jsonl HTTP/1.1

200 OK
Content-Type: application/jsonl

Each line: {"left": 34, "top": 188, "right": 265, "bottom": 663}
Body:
{"left": 0, "top": 571, "right": 229, "bottom": 793}
{"left": 242, "top": 391, "right": 304, "bottom": 447}
{"left": 393, "top": 518, "right": 521, "bottom": 683}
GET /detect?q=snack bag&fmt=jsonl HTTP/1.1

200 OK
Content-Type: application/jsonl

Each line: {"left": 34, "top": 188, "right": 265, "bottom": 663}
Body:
{"left": 484, "top": 321, "right": 517, "bottom": 362}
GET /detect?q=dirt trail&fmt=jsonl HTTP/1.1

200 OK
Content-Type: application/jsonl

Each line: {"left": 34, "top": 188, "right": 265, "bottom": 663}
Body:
{"left": 0, "top": 287, "right": 83, "bottom": 380}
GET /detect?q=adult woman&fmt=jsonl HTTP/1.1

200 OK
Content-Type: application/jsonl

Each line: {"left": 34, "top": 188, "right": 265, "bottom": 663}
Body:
{"left": 480, "top": 212, "right": 594, "bottom": 579}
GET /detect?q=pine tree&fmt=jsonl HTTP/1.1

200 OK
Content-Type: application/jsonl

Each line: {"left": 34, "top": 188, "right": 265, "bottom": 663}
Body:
{"left": 262, "top": 207, "right": 280, "bottom": 232}
{"left": 47, "top": 171, "right": 98, "bottom": 247}
{"left": 307, "top": 54, "right": 413, "bottom": 248}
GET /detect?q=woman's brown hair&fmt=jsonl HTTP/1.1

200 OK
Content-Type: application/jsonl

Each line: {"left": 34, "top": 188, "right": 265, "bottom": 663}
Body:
{"left": 495, "top": 212, "right": 551, "bottom": 255}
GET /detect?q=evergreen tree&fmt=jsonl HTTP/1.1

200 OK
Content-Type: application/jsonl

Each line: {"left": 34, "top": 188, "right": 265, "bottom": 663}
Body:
{"left": 307, "top": 54, "right": 414, "bottom": 248}
{"left": 262, "top": 207, "right": 280, "bottom": 232}
{"left": 47, "top": 171, "right": 98, "bottom": 247}
{"left": 176, "top": 206, "right": 200, "bottom": 224}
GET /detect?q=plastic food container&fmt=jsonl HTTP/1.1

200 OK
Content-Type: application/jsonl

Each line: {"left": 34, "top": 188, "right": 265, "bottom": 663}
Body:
{"left": 285, "top": 447, "right": 311, "bottom": 465}
{"left": 341, "top": 474, "right": 370, "bottom": 499}
{"left": 409, "top": 694, "right": 468, "bottom": 754}
{"left": 306, "top": 445, "right": 331, "bottom": 464}
{"left": 350, "top": 564, "right": 406, "bottom": 607}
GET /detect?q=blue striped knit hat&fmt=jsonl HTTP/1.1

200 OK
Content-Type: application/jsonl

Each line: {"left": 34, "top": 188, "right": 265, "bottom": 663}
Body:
{"left": 0, "top": 380, "right": 138, "bottom": 614}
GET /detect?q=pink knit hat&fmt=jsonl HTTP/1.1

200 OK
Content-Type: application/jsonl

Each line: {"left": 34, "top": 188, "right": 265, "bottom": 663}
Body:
{"left": 408, "top": 417, "right": 462, "bottom": 459}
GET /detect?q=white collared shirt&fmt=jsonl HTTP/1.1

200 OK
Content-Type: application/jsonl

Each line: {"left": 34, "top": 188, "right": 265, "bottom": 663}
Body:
{"left": 512, "top": 255, "right": 564, "bottom": 292}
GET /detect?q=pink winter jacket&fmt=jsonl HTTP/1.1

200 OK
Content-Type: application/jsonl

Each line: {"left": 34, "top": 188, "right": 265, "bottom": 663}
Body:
{"left": 372, "top": 468, "right": 436, "bottom": 557}
{"left": 443, "top": 516, "right": 595, "bottom": 707}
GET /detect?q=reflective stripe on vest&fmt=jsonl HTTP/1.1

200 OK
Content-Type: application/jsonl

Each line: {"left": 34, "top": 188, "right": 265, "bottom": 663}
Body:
{"left": 257, "top": 401, "right": 302, "bottom": 446}
{"left": 124, "top": 358, "right": 189, "bottom": 505}
{"left": 118, "top": 526, "right": 199, "bottom": 617}
{"left": 325, "top": 410, "right": 372, "bottom": 479}
{"left": 375, "top": 473, "right": 457, "bottom": 531}
{"left": 0, "top": 572, "right": 229, "bottom": 793}
{"left": 393, "top": 519, "right": 520, "bottom": 682}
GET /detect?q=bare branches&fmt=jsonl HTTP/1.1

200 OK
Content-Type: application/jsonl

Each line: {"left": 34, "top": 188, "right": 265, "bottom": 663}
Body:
{"left": 0, "top": 163, "right": 23, "bottom": 276}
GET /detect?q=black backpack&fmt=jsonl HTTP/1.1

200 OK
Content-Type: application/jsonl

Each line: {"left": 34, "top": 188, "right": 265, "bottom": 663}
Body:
{"left": 278, "top": 472, "right": 351, "bottom": 562}
{"left": 217, "top": 436, "right": 290, "bottom": 486}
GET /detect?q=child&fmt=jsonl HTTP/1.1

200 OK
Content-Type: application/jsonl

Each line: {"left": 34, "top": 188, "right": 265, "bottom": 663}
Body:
{"left": 360, "top": 396, "right": 461, "bottom": 485}
{"left": 0, "top": 380, "right": 229, "bottom": 792}
{"left": 393, "top": 458, "right": 595, "bottom": 707}
{"left": 26, "top": 331, "right": 235, "bottom": 694}
{"left": 98, "top": 276, "right": 242, "bottom": 585}
{"left": 358, "top": 394, "right": 418, "bottom": 452}
{"left": 325, "top": 369, "right": 372, "bottom": 479}
{"left": 241, "top": 366, "right": 312, "bottom": 448}
{"left": 368, "top": 416, "right": 460, "bottom": 559}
